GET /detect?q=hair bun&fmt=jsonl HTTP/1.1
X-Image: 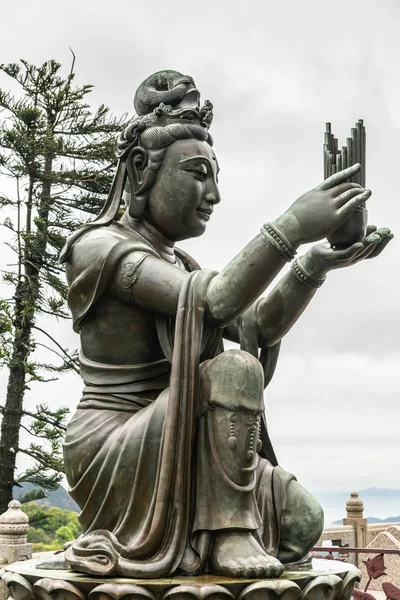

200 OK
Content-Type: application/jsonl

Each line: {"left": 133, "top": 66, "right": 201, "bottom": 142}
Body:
{"left": 134, "top": 70, "right": 196, "bottom": 116}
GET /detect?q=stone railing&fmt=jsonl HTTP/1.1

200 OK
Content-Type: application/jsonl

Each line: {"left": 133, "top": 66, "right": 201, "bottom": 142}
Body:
{"left": 315, "top": 492, "right": 400, "bottom": 592}
{"left": 317, "top": 492, "right": 369, "bottom": 557}
{"left": 317, "top": 525, "right": 357, "bottom": 564}
{"left": 317, "top": 522, "right": 400, "bottom": 561}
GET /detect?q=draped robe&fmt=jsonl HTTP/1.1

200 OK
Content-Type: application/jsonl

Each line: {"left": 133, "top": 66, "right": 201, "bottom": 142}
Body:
{"left": 63, "top": 222, "right": 292, "bottom": 577}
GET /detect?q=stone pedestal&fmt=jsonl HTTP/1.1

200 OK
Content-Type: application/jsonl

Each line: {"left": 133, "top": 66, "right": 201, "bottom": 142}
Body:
{"left": 1, "top": 557, "right": 361, "bottom": 600}
{"left": 0, "top": 501, "right": 32, "bottom": 600}
{"left": 0, "top": 501, "right": 32, "bottom": 566}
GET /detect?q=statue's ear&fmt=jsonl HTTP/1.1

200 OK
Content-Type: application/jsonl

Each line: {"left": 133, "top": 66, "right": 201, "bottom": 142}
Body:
{"left": 126, "top": 147, "right": 149, "bottom": 218}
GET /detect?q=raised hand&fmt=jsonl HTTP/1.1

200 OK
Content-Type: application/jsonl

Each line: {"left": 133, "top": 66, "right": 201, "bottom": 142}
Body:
{"left": 273, "top": 164, "right": 371, "bottom": 247}
{"left": 300, "top": 225, "right": 394, "bottom": 276}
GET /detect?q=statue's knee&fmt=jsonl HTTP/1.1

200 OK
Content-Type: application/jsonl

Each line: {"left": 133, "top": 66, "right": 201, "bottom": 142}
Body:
{"left": 287, "top": 481, "right": 324, "bottom": 538}
{"left": 198, "top": 350, "right": 264, "bottom": 484}
{"left": 200, "top": 350, "right": 264, "bottom": 413}
{"left": 279, "top": 481, "right": 324, "bottom": 562}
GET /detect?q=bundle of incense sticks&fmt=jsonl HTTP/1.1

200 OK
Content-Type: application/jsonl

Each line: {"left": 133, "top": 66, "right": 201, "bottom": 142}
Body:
{"left": 323, "top": 119, "right": 366, "bottom": 186}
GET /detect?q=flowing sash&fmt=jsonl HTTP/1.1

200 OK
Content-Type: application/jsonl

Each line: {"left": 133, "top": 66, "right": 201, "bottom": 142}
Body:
{"left": 65, "top": 269, "right": 221, "bottom": 577}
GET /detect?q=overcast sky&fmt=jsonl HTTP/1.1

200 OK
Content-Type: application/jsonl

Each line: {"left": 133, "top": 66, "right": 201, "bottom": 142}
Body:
{"left": 1, "top": 0, "right": 399, "bottom": 509}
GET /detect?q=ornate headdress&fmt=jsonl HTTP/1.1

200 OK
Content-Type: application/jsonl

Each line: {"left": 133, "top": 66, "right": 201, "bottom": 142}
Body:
{"left": 116, "top": 71, "right": 213, "bottom": 159}
{"left": 60, "top": 71, "right": 213, "bottom": 262}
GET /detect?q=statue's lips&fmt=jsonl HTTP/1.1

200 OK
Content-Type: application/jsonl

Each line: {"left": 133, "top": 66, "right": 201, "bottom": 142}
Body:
{"left": 197, "top": 207, "right": 213, "bottom": 221}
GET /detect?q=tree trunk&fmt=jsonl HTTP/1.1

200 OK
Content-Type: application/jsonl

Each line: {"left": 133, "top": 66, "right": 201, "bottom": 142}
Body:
{"left": 0, "top": 115, "right": 54, "bottom": 514}
{"left": 0, "top": 286, "right": 32, "bottom": 514}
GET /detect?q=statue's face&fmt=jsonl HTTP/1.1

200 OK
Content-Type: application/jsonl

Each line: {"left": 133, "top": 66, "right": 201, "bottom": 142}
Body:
{"left": 146, "top": 138, "right": 220, "bottom": 241}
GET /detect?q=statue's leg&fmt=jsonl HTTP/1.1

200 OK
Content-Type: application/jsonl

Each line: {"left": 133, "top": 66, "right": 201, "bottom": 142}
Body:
{"left": 193, "top": 349, "right": 284, "bottom": 578}
{"left": 255, "top": 461, "right": 324, "bottom": 565}
{"left": 277, "top": 479, "right": 324, "bottom": 564}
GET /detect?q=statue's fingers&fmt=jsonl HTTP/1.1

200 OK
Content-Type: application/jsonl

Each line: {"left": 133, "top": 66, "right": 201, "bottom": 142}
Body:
{"left": 366, "top": 234, "right": 394, "bottom": 259}
{"left": 366, "top": 225, "right": 378, "bottom": 236}
{"left": 373, "top": 227, "right": 392, "bottom": 238}
{"left": 348, "top": 233, "right": 388, "bottom": 262}
{"left": 316, "top": 164, "right": 361, "bottom": 191}
{"left": 350, "top": 239, "right": 381, "bottom": 262}
{"left": 345, "top": 234, "right": 382, "bottom": 262}
{"left": 337, "top": 189, "right": 372, "bottom": 219}
{"left": 331, "top": 182, "right": 362, "bottom": 198}
{"left": 364, "top": 233, "right": 382, "bottom": 244}
{"left": 363, "top": 228, "right": 392, "bottom": 255}
{"left": 335, "top": 187, "right": 369, "bottom": 209}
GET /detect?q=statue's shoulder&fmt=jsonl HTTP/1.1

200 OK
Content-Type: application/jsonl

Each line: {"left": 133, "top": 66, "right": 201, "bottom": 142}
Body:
{"left": 65, "top": 224, "right": 158, "bottom": 332}
{"left": 65, "top": 223, "right": 159, "bottom": 296}
{"left": 73, "top": 223, "right": 153, "bottom": 251}
{"left": 67, "top": 223, "right": 156, "bottom": 267}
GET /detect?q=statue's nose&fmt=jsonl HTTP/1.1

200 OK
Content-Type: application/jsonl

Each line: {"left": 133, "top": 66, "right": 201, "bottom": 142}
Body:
{"left": 205, "top": 182, "right": 221, "bottom": 205}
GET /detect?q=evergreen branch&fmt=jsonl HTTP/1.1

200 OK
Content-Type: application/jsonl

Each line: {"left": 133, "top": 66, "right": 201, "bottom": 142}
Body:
{"left": 26, "top": 375, "right": 58, "bottom": 384}
{"left": 22, "top": 407, "right": 68, "bottom": 432}
{"left": 37, "top": 308, "right": 72, "bottom": 319}
{"left": 16, "top": 488, "right": 47, "bottom": 505}
{"left": 16, "top": 465, "right": 63, "bottom": 491}
{"left": 34, "top": 342, "right": 78, "bottom": 372}
{"left": 20, "top": 419, "right": 62, "bottom": 441}
{"left": 18, "top": 445, "right": 64, "bottom": 473}
{"left": 19, "top": 421, "right": 39, "bottom": 437}
{"left": 32, "top": 325, "right": 78, "bottom": 366}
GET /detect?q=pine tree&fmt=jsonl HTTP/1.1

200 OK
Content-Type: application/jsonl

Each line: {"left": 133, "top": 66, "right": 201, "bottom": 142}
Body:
{"left": 0, "top": 56, "right": 128, "bottom": 513}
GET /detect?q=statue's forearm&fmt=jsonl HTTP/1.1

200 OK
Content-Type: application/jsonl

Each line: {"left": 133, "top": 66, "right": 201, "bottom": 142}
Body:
{"left": 205, "top": 232, "right": 293, "bottom": 325}
{"left": 255, "top": 260, "right": 324, "bottom": 347}
{"left": 115, "top": 228, "right": 300, "bottom": 324}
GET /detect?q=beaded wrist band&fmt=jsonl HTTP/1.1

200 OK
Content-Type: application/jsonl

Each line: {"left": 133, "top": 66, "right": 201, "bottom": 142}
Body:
{"left": 291, "top": 259, "right": 326, "bottom": 288}
{"left": 260, "top": 222, "right": 296, "bottom": 262}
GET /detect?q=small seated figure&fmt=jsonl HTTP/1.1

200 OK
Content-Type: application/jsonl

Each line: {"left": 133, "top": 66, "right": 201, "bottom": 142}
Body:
{"left": 61, "top": 71, "right": 392, "bottom": 579}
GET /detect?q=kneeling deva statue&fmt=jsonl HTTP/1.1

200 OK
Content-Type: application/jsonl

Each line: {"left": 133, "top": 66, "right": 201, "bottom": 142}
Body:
{"left": 61, "top": 70, "right": 392, "bottom": 579}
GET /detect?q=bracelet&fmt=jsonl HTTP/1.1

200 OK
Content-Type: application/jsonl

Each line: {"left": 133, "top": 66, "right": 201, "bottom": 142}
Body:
{"left": 291, "top": 258, "right": 326, "bottom": 288}
{"left": 260, "top": 222, "right": 297, "bottom": 262}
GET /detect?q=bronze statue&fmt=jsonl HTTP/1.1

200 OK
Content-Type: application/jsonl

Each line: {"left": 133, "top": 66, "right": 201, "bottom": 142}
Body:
{"left": 60, "top": 71, "right": 393, "bottom": 580}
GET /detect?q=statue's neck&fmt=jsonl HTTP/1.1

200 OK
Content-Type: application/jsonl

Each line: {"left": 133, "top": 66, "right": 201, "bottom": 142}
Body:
{"left": 119, "top": 214, "right": 177, "bottom": 264}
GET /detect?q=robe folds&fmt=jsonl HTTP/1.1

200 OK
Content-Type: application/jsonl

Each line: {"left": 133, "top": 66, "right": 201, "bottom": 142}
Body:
{"left": 63, "top": 223, "right": 293, "bottom": 578}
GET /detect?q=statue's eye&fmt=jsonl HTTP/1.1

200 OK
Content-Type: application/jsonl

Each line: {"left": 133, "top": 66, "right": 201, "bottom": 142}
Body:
{"left": 188, "top": 169, "right": 207, "bottom": 181}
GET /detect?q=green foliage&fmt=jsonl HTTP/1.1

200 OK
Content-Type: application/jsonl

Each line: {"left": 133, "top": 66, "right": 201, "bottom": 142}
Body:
{"left": 0, "top": 56, "right": 129, "bottom": 509}
{"left": 55, "top": 525, "right": 76, "bottom": 546}
{"left": 0, "top": 58, "right": 127, "bottom": 331}
{"left": 27, "top": 527, "right": 52, "bottom": 545}
{"left": 23, "top": 502, "right": 81, "bottom": 551}
{"left": 0, "top": 300, "right": 13, "bottom": 362}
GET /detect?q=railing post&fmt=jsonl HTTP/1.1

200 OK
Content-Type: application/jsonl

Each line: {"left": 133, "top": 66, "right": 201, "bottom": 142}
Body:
{"left": 343, "top": 492, "right": 367, "bottom": 567}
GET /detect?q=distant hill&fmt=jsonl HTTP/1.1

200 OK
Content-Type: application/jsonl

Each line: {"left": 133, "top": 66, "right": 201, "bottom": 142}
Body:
{"left": 314, "top": 487, "right": 400, "bottom": 498}
{"left": 13, "top": 483, "right": 79, "bottom": 512}
{"left": 357, "top": 488, "right": 400, "bottom": 498}
{"left": 332, "top": 515, "right": 400, "bottom": 525}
